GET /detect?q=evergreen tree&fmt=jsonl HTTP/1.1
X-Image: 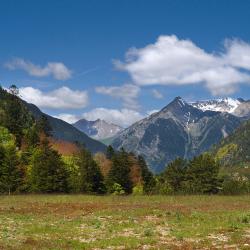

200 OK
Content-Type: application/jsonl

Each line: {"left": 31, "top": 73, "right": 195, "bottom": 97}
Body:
{"left": 37, "top": 115, "right": 52, "bottom": 137}
{"left": 29, "top": 140, "right": 68, "bottom": 193}
{"left": 185, "top": 154, "right": 220, "bottom": 194}
{"left": 0, "top": 144, "right": 22, "bottom": 194}
{"left": 9, "top": 85, "right": 19, "bottom": 96}
{"left": 106, "top": 145, "right": 115, "bottom": 160}
{"left": 106, "top": 149, "right": 132, "bottom": 194}
{"left": 24, "top": 124, "right": 40, "bottom": 148}
{"left": 3, "top": 87, "right": 33, "bottom": 146}
{"left": 76, "top": 148, "right": 105, "bottom": 193}
{"left": 163, "top": 158, "right": 186, "bottom": 192}
{"left": 137, "top": 155, "right": 155, "bottom": 194}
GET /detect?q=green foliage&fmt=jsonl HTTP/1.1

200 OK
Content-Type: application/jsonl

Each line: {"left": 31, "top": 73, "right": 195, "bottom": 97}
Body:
{"left": 111, "top": 183, "right": 125, "bottom": 195}
{"left": 157, "top": 154, "right": 221, "bottom": 194}
{"left": 36, "top": 115, "right": 52, "bottom": 137}
{"left": 28, "top": 140, "right": 69, "bottom": 193}
{"left": 75, "top": 148, "right": 106, "bottom": 194}
{"left": 153, "top": 176, "right": 173, "bottom": 195}
{"left": 132, "top": 183, "right": 144, "bottom": 195}
{"left": 213, "top": 120, "right": 250, "bottom": 167}
{"left": 137, "top": 155, "right": 156, "bottom": 194}
{"left": 163, "top": 158, "right": 186, "bottom": 192}
{"left": 0, "top": 144, "right": 23, "bottom": 194}
{"left": 23, "top": 124, "right": 40, "bottom": 148}
{"left": 106, "top": 145, "right": 115, "bottom": 160}
{"left": 221, "top": 173, "right": 250, "bottom": 195}
{"left": 184, "top": 154, "right": 220, "bottom": 194}
{"left": 63, "top": 156, "right": 82, "bottom": 193}
{"left": 0, "top": 86, "right": 33, "bottom": 146}
{"left": 106, "top": 149, "right": 132, "bottom": 194}
{"left": 0, "top": 126, "right": 15, "bottom": 147}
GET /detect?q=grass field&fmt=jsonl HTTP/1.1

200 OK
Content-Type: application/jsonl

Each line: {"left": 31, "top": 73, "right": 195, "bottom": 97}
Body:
{"left": 0, "top": 195, "right": 249, "bottom": 249}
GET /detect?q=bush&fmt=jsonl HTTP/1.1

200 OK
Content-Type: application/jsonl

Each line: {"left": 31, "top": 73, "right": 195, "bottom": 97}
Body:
{"left": 132, "top": 184, "right": 144, "bottom": 195}
{"left": 111, "top": 183, "right": 125, "bottom": 195}
{"left": 154, "top": 178, "right": 173, "bottom": 195}
{"left": 221, "top": 174, "right": 250, "bottom": 194}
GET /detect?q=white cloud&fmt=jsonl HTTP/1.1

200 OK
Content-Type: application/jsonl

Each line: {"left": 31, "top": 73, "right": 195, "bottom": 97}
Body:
{"left": 19, "top": 86, "right": 88, "bottom": 109}
{"left": 115, "top": 35, "right": 250, "bottom": 95}
{"left": 224, "top": 39, "right": 250, "bottom": 70}
{"left": 55, "top": 113, "right": 82, "bottom": 124}
{"left": 5, "top": 58, "right": 72, "bottom": 80}
{"left": 56, "top": 108, "right": 144, "bottom": 127}
{"left": 152, "top": 89, "right": 163, "bottom": 99}
{"left": 95, "top": 84, "right": 140, "bottom": 109}
{"left": 147, "top": 109, "right": 159, "bottom": 116}
{"left": 82, "top": 108, "right": 144, "bottom": 127}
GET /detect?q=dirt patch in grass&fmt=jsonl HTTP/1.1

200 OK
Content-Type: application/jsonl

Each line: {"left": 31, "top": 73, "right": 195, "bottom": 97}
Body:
{"left": 0, "top": 195, "right": 249, "bottom": 249}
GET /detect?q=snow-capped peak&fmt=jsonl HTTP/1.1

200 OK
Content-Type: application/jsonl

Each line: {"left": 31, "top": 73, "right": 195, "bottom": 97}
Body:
{"left": 189, "top": 97, "right": 242, "bottom": 113}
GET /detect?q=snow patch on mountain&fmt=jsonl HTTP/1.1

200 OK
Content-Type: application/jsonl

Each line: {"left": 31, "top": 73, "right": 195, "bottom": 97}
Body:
{"left": 190, "top": 97, "right": 241, "bottom": 113}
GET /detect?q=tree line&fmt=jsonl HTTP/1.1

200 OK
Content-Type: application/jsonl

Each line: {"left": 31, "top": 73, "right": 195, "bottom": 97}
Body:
{"left": 0, "top": 85, "right": 249, "bottom": 195}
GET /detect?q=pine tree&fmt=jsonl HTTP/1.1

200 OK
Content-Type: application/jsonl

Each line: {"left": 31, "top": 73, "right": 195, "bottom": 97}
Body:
{"left": 24, "top": 124, "right": 40, "bottom": 148}
{"left": 106, "top": 145, "right": 115, "bottom": 160}
{"left": 163, "top": 158, "right": 186, "bottom": 192}
{"left": 29, "top": 140, "right": 68, "bottom": 193}
{"left": 76, "top": 148, "right": 105, "bottom": 193}
{"left": 3, "top": 88, "right": 33, "bottom": 146}
{"left": 185, "top": 154, "right": 220, "bottom": 194}
{"left": 37, "top": 115, "right": 52, "bottom": 137}
{"left": 137, "top": 155, "right": 155, "bottom": 194}
{"left": 106, "top": 149, "right": 132, "bottom": 194}
{"left": 0, "top": 145, "right": 22, "bottom": 194}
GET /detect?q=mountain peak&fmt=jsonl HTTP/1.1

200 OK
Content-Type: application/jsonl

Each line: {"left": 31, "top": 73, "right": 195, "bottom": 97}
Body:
{"left": 73, "top": 118, "right": 122, "bottom": 140}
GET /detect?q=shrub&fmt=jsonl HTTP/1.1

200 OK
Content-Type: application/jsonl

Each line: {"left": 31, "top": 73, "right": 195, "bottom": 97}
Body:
{"left": 111, "top": 183, "right": 125, "bottom": 195}
{"left": 132, "top": 183, "right": 144, "bottom": 195}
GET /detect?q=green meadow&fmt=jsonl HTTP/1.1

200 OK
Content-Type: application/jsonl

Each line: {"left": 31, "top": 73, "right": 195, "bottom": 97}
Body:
{"left": 0, "top": 195, "right": 249, "bottom": 249}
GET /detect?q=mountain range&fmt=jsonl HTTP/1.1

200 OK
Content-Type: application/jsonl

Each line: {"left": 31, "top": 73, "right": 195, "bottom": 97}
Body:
{"left": 18, "top": 94, "right": 250, "bottom": 172}
{"left": 190, "top": 97, "right": 250, "bottom": 118}
{"left": 24, "top": 102, "right": 107, "bottom": 154}
{"left": 72, "top": 119, "right": 122, "bottom": 140}
{"left": 112, "top": 97, "right": 249, "bottom": 173}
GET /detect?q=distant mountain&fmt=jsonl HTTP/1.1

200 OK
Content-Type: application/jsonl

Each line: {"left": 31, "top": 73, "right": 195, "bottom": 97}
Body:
{"left": 25, "top": 103, "right": 106, "bottom": 154}
{"left": 73, "top": 118, "right": 122, "bottom": 140}
{"left": 213, "top": 120, "right": 250, "bottom": 167}
{"left": 112, "top": 97, "right": 242, "bottom": 173}
{"left": 190, "top": 97, "right": 250, "bottom": 118}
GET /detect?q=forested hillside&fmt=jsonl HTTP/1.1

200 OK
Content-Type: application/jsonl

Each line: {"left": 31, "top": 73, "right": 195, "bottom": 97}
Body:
{"left": 213, "top": 120, "right": 250, "bottom": 167}
{"left": 0, "top": 86, "right": 154, "bottom": 194}
{"left": 0, "top": 86, "right": 249, "bottom": 195}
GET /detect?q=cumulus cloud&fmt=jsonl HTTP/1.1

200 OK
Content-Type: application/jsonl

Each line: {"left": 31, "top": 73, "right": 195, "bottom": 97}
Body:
{"left": 115, "top": 35, "right": 250, "bottom": 95}
{"left": 56, "top": 108, "right": 144, "bottom": 127}
{"left": 224, "top": 39, "right": 250, "bottom": 70}
{"left": 147, "top": 109, "right": 159, "bottom": 116}
{"left": 55, "top": 113, "right": 82, "bottom": 124}
{"left": 5, "top": 58, "right": 72, "bottom": 80}
{"left": 19, "top": 86, "right": 88, "bottom": 109}
{"left": 152, "top": 89, "right": 163, "bottom": 99}
{"left": 82, "top": 108, "right": 143, "bottom": 127}
{"left": 95, "top": 84, "right": 140, "bottom": 110}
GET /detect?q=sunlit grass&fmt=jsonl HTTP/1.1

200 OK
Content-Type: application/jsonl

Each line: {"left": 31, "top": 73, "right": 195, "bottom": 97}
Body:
{"left": 0, "top": 195, "right": 249, "bottom": 249}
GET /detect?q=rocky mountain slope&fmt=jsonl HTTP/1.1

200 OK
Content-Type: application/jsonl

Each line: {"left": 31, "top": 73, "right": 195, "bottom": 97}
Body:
{"left": 25, "top": 103, "right": 107, "bottom": 154}
{"left": 112, "top": 97, "right": 242, "bottom": 173}
{"left": 73, "top": 119, "right": 122, "bottom": 140}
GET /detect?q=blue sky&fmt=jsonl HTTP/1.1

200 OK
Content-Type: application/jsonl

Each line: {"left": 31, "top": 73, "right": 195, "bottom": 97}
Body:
{"left": 1, "top": 0, "right": 250, "bottom": 127}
